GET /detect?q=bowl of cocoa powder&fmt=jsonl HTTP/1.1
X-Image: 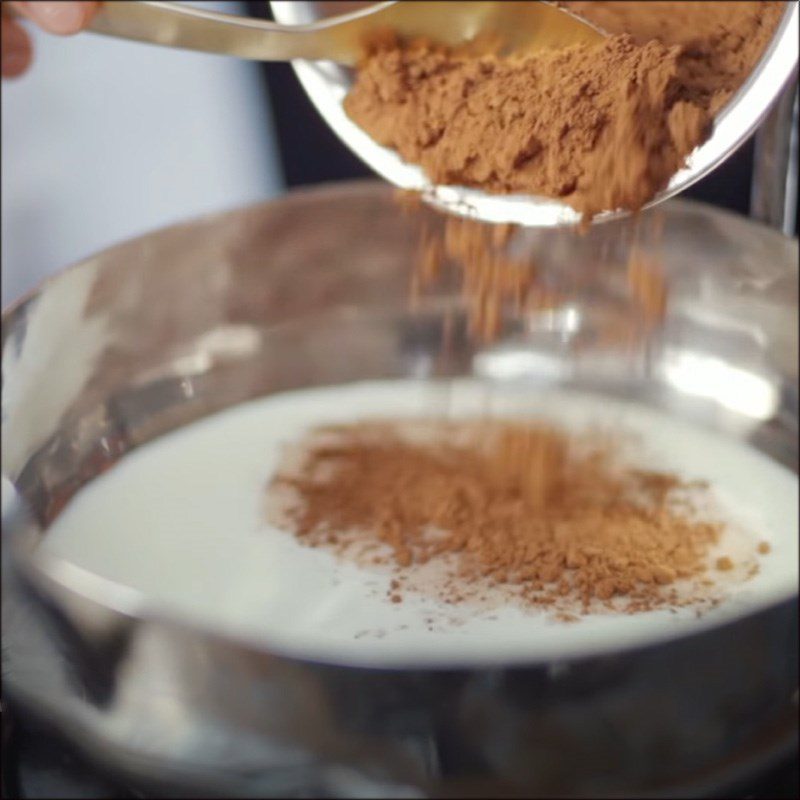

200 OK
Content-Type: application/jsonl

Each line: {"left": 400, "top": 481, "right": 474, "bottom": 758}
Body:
{"left": 3, "top": 182, "right": 797, "bottom": 796}
{"left": 272, "top": 1, "right": 798, "bottom": 226}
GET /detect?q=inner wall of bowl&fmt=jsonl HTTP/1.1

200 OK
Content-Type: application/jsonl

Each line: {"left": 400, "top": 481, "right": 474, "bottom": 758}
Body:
{"left": 3, "top": 187, "right": 796, "bottom": 529}
{"left": 16, "top": 297, "right": 797, "bottom": 529}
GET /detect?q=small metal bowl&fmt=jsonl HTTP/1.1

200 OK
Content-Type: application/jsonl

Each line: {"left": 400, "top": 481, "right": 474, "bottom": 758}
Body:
{"left": 2, "top": 183, "right": 798, "bottom": 796}
{"left": 271, "top": 1, "right": 799, "bottom": 227}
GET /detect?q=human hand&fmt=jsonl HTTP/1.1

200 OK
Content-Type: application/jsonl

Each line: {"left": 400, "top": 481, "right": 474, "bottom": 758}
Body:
{"left": 2, "top": 1, "right": 100, "bottom": 78}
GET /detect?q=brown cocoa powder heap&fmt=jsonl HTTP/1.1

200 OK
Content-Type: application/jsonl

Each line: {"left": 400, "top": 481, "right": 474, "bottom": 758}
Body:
{"left": 344, "top": 3, "right": 783, "bottom": 220}
{"left": 270, "top": 419, "right": 728, "bottom": 614}
{"left": 560, "top": 1, "right": 786, "bottom": 113}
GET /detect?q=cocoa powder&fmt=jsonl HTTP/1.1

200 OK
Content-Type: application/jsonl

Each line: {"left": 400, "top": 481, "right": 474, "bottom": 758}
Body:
{"left": 269, "top": 419, "right": 754, "bottom": 615}
{"left": 344, "top": 3, "right": 783, "bottom": 220}
{"left": 411, "top": 214, "right": 561, "bottom": 341}
{"left": 410, "top": 209, "right": 667, "bottom": 343}
{"left": 560, "top": 1, "right": 786, "bottom": 113}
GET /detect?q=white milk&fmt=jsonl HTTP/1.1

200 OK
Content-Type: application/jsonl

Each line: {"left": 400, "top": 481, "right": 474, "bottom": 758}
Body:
{"left": 40, "top": 380, "right": 799, "bottom": 667}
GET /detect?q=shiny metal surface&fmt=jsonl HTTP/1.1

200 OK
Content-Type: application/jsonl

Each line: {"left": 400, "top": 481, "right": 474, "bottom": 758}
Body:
{"left": 752, "top": 79, "right": 799, "bottom": 236}
{"left": 63, "top": 1, "right": 603, "bottom": 67}
{"left": 2, "top": 182, "right": 798, "bottom": 797}
{"left": 273, "top": 1, "right": 799, "bottom": 227}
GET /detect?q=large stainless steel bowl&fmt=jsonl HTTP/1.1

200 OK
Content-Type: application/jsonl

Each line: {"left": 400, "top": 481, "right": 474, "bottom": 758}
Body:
{"left": 2, "top": 182, "right": 798, "bottom": 797}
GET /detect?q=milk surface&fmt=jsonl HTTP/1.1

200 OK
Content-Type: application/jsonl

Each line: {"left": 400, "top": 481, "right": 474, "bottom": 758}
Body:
{"left": 41, "top": 380, "right": 799, "bottom": 667}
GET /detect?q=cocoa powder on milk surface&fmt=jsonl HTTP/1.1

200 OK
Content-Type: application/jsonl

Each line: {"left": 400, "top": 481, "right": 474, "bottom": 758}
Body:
{"left": 344, "top": 2, "right": 784, "bottom": 220}
{"left": 269, "top": 419, "right": 767, "bottom": 616}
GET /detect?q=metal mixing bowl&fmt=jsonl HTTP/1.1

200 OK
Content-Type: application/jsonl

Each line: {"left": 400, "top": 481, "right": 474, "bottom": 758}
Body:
{"left": 271, "top": 1, "right": 799, "bottom": 227}
{"left": 2, "top": 182, "right": 798, "bottom": 797}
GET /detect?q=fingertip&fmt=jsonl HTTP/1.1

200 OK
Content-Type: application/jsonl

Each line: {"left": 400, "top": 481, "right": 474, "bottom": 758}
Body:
{"left": 2, "top": 20, "right": 33, "bottom": 78}
{"left": 22, "top": 2, "right": 95, "bottom": 35}
{"left": 2, "top": 50, "right": 33, "bottom": 78}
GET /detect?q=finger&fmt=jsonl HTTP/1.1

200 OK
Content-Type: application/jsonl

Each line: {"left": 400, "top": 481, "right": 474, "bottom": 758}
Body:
{"left": 1, "top": 15, "right": 32, "bottom": 77}
{"left": 9, "top": 2, "right": 100, "bottom": 35}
